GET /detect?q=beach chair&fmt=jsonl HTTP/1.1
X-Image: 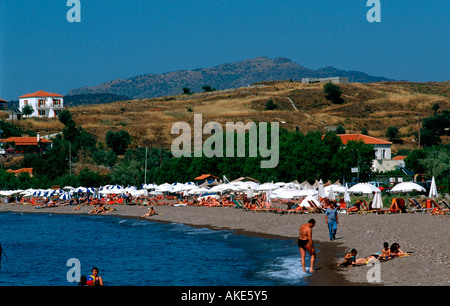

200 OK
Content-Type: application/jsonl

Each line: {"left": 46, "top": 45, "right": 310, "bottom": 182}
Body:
{"left": 232, "top": 199, "right": 244, "bottom": 209}
{"left": 307, "top": 200, "right": 323, "bottom": 213}
{"left": 408, "top": 198, "right": 426, "bottom": 214}
{"left": 440, "top": 200, "right": 450, "bottom": 210}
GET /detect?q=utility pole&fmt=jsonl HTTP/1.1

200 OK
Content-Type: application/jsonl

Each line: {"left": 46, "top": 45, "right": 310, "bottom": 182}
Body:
{"left": 418, "top": 113, "right": 421, "bottom": 149}
{"left": 69, "top": 142, "right": 72, "bottom": 176}
{"left": 144, "top": 146, "right": 148, "bottom": 184}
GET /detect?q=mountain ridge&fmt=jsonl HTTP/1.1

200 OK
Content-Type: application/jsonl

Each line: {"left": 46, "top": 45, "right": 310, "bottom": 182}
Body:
{"left": 68, "top": 56, "right": 394, "bottom": 100}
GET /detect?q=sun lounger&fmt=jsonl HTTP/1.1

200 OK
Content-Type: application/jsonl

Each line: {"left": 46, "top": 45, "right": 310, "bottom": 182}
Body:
{"left": 408, "top": 198, "right": 427, "bottom": 214}
{"left": 307, "top": 200, "right": 323, "bottom": 213}
{"left": 440, "top": 200, "right": 450, "bottom": 210}
{"left": 232, "top": 199, "right": 244, "bottom": 209}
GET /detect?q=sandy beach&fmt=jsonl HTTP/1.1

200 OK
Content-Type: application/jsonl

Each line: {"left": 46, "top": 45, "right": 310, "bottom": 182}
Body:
{"left": 1, "top": 203, "right": 448, "bottom": 286}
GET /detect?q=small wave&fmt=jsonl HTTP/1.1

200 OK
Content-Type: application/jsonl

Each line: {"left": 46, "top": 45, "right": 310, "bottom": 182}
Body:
{"left": 118, "top": 219, "right": 148, "bottom": 227}
{"left": 256, "top": 255, "right": 310, "bottom": 285}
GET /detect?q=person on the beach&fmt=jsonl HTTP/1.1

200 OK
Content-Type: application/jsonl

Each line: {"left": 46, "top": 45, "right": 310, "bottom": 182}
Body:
{"left": 390, "top": 243, "right": 409, "bottom": 257}
{"left": 325, "top": 201, "right": 338, "bottom": 241}
{"left": 90, "top": 267, "right": 103, "bottom": 286}
{"left": 142, "top": 206, "right": 156, "bottom": 217}
{"left": 0, "top": 242, "right": 6, "bottom": 270}
{"left": 337, "top": 249, "right": 357, "bottom": 267}
{"left": 380, "top": 242, "right": 391, "bottom": 260}
{"left": 298, "top": 219, "right": 316, "bottom": 272}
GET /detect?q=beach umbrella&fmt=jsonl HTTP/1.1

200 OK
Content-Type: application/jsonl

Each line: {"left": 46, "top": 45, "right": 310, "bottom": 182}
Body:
{"left": 324, "top": 184, "right": 347, "bottom": 194}
{"left": 86, "top": 187, "right": 97, "bottom": 194}
{"left": 59, "top": 192, "right": 71, "bottom": 200}
{"left": 317, "top": 184, "right": 326, "bottom": 198}
{"left": 371, "top": 191, "right": 383, "bottom": 209}
{"left": 188, "top": 187, "right": 210, "bottom": 195}
{"left": 428, "top": 176, "right": 438, "bottom": 198}
{"left": 73, "top": 187, "right": 87, "bottom": 193}
{"left": 348, "top": 183, "right": 380, "bottom": 194}
{"left": 300, "top": 195, "right": 320, "bottom": 208}
{"left": 157, "top": 183, "right": 173, "bottom": 192}
{"left": 274, "top": 190, "right": 298, "bottom": 199}
{"left": 327, "top": 186, "right": 336, "bottom": 201}
{"left": 257, "top": 182, "right": 279, "bottom": 191}
{"left": 297, "top": 189, "right": 318, "bottom": 197}
{"left": 390, "top": 182, "right": 425, "bottom": 193}
{"left": 344, "top": 190, "right": 351, "bottom": 203}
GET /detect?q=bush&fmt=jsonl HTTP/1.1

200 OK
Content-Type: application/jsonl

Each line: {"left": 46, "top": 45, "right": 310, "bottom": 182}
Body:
{"left": 323, "top": 83, "right": 344, "bottom": 104}
{"left": 264, "top": 99, "right": 279, "bottom": 110}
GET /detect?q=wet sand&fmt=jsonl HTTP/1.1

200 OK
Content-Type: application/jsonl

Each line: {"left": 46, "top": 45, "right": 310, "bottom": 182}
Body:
{"left": 1, "top": 203, "right": 448, "bottom": 286}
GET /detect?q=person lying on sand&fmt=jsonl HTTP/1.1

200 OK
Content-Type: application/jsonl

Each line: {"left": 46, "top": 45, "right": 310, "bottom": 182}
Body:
{"left": 337, "top": 248, "right": 381, "bottom": 267}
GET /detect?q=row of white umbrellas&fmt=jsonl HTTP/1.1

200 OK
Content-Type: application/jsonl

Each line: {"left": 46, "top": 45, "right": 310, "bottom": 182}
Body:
{"left": 0, "top": 177, "right": 438, "bottom": 202}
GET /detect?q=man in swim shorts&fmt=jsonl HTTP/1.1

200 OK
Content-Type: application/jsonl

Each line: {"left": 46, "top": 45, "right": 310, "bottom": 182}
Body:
{"left": 298, "top": 219, "right": 316, "bottom": 272}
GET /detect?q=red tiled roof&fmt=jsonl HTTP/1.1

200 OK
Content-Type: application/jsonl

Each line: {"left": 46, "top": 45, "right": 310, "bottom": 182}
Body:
{"left": 0, "top": 137, "right": 52, "bottom": 146}
{"left": 6, "top": 168, "right": 33, "bottom": 174}
{"left": 337, "top": 134, "right": 392, "bottom": 145}
{"left": 19, "top": 90, "right": 63, "bottom": 98}
{"left": 0, "top": 98, "right": 7, "bottom": 103}
{"left": 194, "top": 174, "right": 219, "bottom": 180}
{"left": 392, "top": 155, "right": 407, "bottom": 160}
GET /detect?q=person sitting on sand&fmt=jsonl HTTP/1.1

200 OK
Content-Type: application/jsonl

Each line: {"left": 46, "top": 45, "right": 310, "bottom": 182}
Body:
{"left": 337, "top": 249, "right": 358, "bottom": 267}
{"left": 73, "top": 204, "right": 81, "bottom": 211}
{"left": 142, "top": 206, "right": 156, "bottom": 217}
{"left": 379, "top": 242, "right": 391, "bottom": 260}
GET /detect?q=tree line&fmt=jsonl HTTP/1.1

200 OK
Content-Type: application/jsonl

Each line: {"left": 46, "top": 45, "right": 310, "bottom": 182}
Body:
{"left": 1, "top": 107, "right": 448, "bottom": 193}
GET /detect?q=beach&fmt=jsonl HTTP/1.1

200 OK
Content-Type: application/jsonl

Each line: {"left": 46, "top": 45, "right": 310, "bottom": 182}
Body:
{"left": 1, "top": 203, "right": 448, "bottom": 286}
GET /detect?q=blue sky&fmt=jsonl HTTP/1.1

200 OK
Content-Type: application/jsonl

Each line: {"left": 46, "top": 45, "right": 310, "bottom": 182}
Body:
{"left": 0, "top": 0, "right": 449, "bottom": 100}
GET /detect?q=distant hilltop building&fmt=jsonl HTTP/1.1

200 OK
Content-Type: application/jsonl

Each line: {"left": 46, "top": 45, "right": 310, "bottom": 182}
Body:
{"left": 19, "top": 90, "right": 64, "bottom": 118}
{"left": 302, "top": 77, "right": 349, "bottom": 84}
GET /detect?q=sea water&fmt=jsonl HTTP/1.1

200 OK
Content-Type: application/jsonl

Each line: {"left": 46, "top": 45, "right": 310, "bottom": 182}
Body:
{"left": 0, "top": 212, "right": 314, "bottom": 286}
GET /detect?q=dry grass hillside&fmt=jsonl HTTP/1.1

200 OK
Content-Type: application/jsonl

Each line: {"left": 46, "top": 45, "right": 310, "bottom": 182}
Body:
{"left": 16, "top": 81, "right": 450, "bottom": 154}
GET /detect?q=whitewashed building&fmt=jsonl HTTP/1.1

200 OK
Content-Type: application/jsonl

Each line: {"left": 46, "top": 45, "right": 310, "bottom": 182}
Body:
{"left": 19, "top": 90, "right": 64, "bottom": 118}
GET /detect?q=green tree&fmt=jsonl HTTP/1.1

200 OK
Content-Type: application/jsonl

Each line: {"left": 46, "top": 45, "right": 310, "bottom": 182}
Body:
{"left": 431, "top": 102, "right": 440, "bottom": 115}
{"left": 22, "top": 104, "right": 34, "bottom": 118}
{"left": 110, "top": 160, "right": 142, "bottom": 186}
{"left": 386, "top": 126, "right": 400, "bottom": 142}
{"left": 202, "top": 85, "right": 216, "bottom": 92}
{"left": 323, "top": 83, "right": 344, "bottom": 104}
{"left": 106, "top": 130, "right": 132, "bottom": 155}
{"left": 58, "top": 109, "right": 73, "bottom": 125}
{"left": 336, "top": 125, "right": 346, "bottom": 134}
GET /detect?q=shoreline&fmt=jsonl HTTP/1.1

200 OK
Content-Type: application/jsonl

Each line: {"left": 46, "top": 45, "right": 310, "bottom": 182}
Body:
{"left": 1, "top": 203, "right": 448, "bottom": 286}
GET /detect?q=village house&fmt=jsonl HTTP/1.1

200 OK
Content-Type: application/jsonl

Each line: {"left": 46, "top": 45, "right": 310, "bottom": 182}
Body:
{"left": 19, "top": 90, "right": 64, "bottom": 118}
{"left": 336, "top": 134, "right": 404, "bottom": 173}
{"left": 0, "top": 133, "right": 53, "bottom": 154}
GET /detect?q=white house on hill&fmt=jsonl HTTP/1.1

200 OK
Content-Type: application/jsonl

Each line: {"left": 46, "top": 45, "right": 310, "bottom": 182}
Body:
{"left": 19, "top": 90, "right": 64, "bottom": 118}
{"left": 336, "top": 134, "right": 405, "bottom": 173}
